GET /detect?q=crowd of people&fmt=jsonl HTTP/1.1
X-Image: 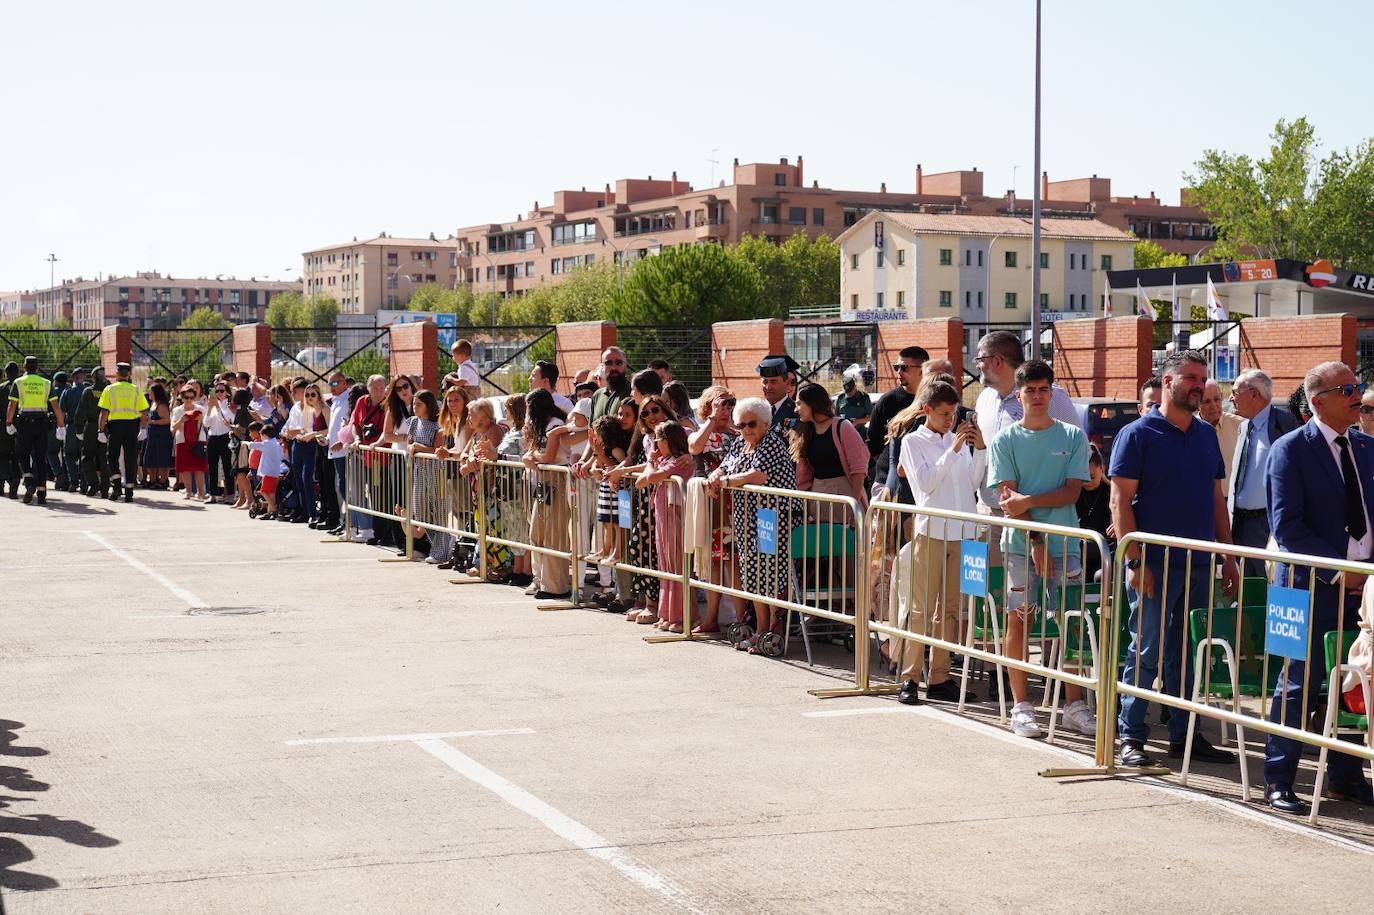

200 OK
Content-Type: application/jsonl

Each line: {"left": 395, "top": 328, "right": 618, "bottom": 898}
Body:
{"left": 4, "top": 329, "right": 1371, "bottom": 817}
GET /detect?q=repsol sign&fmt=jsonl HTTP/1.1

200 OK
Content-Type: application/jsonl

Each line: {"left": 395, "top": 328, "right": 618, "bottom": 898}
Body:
{"left": 1349, "top": 272, "right": 1374, "bottom": 292}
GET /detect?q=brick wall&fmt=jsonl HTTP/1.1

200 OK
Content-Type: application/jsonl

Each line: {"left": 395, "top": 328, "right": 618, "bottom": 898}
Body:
{"left": 100, "top": 324, "right": 131, "bottom": 376}
{"left": 1238, "top": 314, "right": 1356, "bottom": 399}
{"left": 232, "top": 323, "right": 272, "bottom": 379}
{"left": 555, "top": 321, "right": 617, "bottom": 394}
{"left": 875, "top": 319, "right": 965, "bottom": 392}
{"left": 1052, "top": 315, "right": 1152, "bottom": 399}
{"left": 390, "top": 320, "right": 437, "bottom": 390}
{"left": 712, "top": 319, "right": 785, "bottom": 395}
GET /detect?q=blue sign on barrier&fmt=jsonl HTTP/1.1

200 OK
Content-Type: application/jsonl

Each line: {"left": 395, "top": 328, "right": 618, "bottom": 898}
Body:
{"left": 1265, "top": 585, "right": 1310, "bottom": 660}
{"left": 960, "top": 540, "right": 989, "bottom": 597}
{"left": 757, "top": 508, "right": 778, "bottom": 555}
{"left": 617, "top": 489, "right": 632, "bottom": 529}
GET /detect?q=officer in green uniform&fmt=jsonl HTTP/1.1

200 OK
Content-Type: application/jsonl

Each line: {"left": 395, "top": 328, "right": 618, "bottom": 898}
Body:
{"left": 74, "top": 367, "right": 110, "bottom": 497}
{"left": 5, "top": 356, "right": 67, "bottom": 504}
{"left": 97, "top": 361, "right": 149, "bottom": 503}
{"left": 0, "top": 361, "right": 19, "bottom": 498}
{"left": 832, "top": 364, "right": 874, "bottom": 442}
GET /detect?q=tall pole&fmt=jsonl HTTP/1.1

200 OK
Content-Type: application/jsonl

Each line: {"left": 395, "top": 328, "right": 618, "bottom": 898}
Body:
{"left": 1030, "top": 0, "right": 1043, "bottom": 361}
{"left": 46, "top": 253, "right": 59, "bottom": 327}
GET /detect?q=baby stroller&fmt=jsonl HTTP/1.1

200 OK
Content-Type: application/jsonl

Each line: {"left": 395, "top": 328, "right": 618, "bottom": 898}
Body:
{"left": 247, "top": 454, "right": 298, "bottom": 519}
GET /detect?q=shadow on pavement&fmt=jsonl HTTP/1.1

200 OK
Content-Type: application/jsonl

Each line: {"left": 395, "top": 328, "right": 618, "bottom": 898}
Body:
{"left": 0, "top": 720, "right": 119, "bottom": 892}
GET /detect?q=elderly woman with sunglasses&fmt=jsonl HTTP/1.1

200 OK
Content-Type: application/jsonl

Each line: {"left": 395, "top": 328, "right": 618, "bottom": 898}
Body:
{"left": 171, "top": 386, "right": 209, "bottom": 500}
{"left": 706, "top": 396, "right": 796, "bottom": 652}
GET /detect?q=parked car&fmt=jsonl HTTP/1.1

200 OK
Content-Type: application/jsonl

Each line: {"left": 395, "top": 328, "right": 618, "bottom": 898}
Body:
{"left": 1072, "top": 397, "right": 1141, "bottom": 461}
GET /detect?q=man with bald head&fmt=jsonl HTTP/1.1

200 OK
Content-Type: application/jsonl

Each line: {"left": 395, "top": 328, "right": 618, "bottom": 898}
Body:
{"left": 1200, "top": 379, "right": 1243, "bottom": 492}
{"left": 1226, "top": 369, "right": 1298, "bottom": 574}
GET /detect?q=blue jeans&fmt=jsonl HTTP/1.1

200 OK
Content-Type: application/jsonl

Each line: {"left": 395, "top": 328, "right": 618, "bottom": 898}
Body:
{"left": 1118, "top": 561, "right": 1211, "bottom": 745}
{"left": 291, "top": 440, "right": 317, "bottom": 520}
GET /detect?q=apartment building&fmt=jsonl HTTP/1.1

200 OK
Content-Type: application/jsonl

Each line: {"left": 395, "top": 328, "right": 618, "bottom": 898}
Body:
{"left": 451, "top": 157, "right": 1211, "bottom": 298}
{"left": 34, "top": 273, "right": 299, "bottom": 330}
{"left": 837, "top": 211, "right": 1136, "bottom": 350}
{"left": 0, "top": 291, "right": 37, "bottom": 322}
{"left": 301, "top": 233, "right": 460, "bottom": 315}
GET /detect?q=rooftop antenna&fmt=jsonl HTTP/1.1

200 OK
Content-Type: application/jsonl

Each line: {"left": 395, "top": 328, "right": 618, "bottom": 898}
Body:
{"left": 707, "top": 148, "right": 720, "bottom": 188}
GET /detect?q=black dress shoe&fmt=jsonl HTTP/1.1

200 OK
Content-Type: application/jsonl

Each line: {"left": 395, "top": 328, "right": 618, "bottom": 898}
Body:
{"left": 897, "top": 679, "right": 922, "bottom": 706}
{"left": 1325, "top": 779, "right": 1374, "bottom": 806}
{"left": 1118, "top": 740, "right": 1154, "bottom": 768}
{"left": 1266, "top": 784, "right": 1305, "bottom": 815}
{"left": 534, "top": 590, "right": 571, "bottom": 600}
{"left": 926, "top": 680, "right": 962, "bottom": 702}
{"left": 1169, "top": 737, "right": 1235, "bottom": 762}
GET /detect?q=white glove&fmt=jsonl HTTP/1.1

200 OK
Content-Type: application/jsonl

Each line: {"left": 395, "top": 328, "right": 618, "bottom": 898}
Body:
{"left": 56, "top": 427, "right": 67, "bottom": 442}
{"left": 4, "top": 425, "right": 13, "bottom": 436}
{"left": 74, "top": 432, "right": 83, "bottom": 441}
{"left": 137, "top": 428, "right": 147, "bottom": 442}
{"left": 98, "top": 431, "right": 108, "bottom": 444}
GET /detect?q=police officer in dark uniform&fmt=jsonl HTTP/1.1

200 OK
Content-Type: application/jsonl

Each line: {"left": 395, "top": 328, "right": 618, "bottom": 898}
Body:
{"left": 6, "top": 356, "right": 68, "bottom": 504}
{"left": 74, "top": 367, "right": 110, "bottom": 497}
{"left": 59, "top": 368, "right": 87, "bottom": 491}
{"left": 756, "top": 354, "right": 800, "bottom": 433}
{"left": 0, "top": 361, "right": 19, "bottom": 498}
{"left": 48, "top": 371, "right": 72, "bottom": 490}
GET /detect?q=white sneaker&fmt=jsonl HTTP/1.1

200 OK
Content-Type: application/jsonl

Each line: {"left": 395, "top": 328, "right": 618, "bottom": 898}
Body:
{"left": 1061, "top": 700, "right": 1096, "bottom": 737}
{"left": 1010, "top": 701, "right": 1044, "bottom": 739}
{"left": 425, "top": 555, "right": 443, "bottom": 565}
{"left": 350, "top": 531, "right": 372, "bottom": 543}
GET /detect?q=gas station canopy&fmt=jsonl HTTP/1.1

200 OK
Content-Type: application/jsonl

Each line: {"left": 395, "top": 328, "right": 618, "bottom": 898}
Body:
{"left": 1108, "top": 258, "right": 1374, "bottom": 318}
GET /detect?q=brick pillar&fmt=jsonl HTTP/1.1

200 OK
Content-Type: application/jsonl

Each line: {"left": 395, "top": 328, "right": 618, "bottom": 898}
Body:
{"left": 555, "top": 321, "right": 617, "bottom": 395}
{"left": 232, "top": 323, "right": 272, "bottom": 380}
{"left": 389, "top": 320, "right": 438, "bottom": 391}
{"left": 875, "top": 318, "right": 965, "bottom": 392}
{"left": 1238, "top": 314, "right": 1356, "bottom": 399}
{"left": 712, "top": 319, "right": 785, "bottom": 394}
{"left": 100, "top": 324, "right": 131, "bottom": 376}
{"left": 1052, "top": 315, "right": 1152, "bottom": 399}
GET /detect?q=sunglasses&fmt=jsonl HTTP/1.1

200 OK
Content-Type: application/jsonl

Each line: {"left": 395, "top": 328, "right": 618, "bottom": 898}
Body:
{"left": 396, "top": 385, "right": 412, "bottom": 392}
{"left": 717, "top": 398, "right": 737, "bottom": 409}
{"left": 306, "top": 392, "right": 319, "bottom": 399}
{"left": 1316, "top": 382, "right": 1367, "bottom": 399}
{"left": 214, "top": 388, "right": 227, "bottom": 393}
{"left": 1361, "top": 405, "right": 1374, "bottom": 416}
{"left": 738, "top": 420, "right": 761, "bottom": 430}
{"left": 642, "top": 406, "right": 663, "bottom": 416}
{"left": 180, "top": 393, "right": 194, "bottom": 399}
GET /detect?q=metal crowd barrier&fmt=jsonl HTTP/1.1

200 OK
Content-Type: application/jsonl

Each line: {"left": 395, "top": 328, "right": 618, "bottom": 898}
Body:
{"left": 480, "top": 459, "right": 581, "bottom": 607}
{"left": 867, "top": 501, "right": 1112, "bottom": 761}
{"left": 409, "top": 452, "right": 481, "bottom": 569}
{"left": 1110, "top": 532, "right": 1374, "bottom": 822}
{"left": 343, "top": 442, "right": 413, "bottom": 559}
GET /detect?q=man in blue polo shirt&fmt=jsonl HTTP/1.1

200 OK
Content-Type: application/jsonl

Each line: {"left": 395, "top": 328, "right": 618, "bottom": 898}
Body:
{"left": 1109, "top": 349, "right": 1239, "bottom": 768}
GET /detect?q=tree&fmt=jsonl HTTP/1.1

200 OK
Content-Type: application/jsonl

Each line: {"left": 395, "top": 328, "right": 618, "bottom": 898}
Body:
{"left": 608, "top": 243, "right": 763, "bottom": 326}
{"left": 165, "top": 307, "right": 233, "bottom": 379}
{"left": 1186, "top": 117, "right": 1374, "bottom": 267}
{"left": 1133, "top": 239, "right": 1189, "bottom": 270}
{"left": 733, "top": 233, "right": 840, "bottom": 318}
{"left": 265, "top": 291, "right": 339, "bottom": 328}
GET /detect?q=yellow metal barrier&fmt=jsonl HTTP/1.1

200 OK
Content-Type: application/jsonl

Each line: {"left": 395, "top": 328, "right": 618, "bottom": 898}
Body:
{"left": 409, "top": 452, "right": 482, "bottom": 570}
{"left": 343, "top": 442, "right": 414, "bottom": 560}
{"left": 481, "top": 459, "right": 582, "bottom": 608}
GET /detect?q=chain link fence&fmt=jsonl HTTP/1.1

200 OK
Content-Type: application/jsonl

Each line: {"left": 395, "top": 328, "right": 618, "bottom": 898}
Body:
{"left": 131, "top": 328, "right": 235, "bottom": 386}
{"left": 435, "top": 326, "right": 554, "bottom": 397}
{"left": 616, "top": 325, "right": 712, "bottom": 396}
{"left": 786, "top": 322, "right": 879, "bottom": 394}
{"left": 269, "top": 325, "right": 392, "bottom": 385}
{"left": 0, "top": 329, "right": 101, "bottom": 376}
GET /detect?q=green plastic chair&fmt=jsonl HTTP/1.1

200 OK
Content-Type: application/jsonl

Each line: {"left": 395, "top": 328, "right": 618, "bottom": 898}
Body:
{"left": 785, "top": 523, "right": 857, "bottom": 666}
{"left": 1187, "top": 606, "right": 1282, "bottom": 700}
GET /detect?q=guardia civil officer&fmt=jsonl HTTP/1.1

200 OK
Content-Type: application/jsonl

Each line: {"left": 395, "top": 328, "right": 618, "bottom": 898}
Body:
{"left": 74, "top": 367, "right": 110, "bottom": 497}
{"left": 0, "top": 361, "right": 19, "bottom": 498}
{"left": 756, "top": 354, "right": 801, "bottom": 434}
{"left": 58, "top": 368, "right": 87, "bottom": 491}
{"left": 97, "top": 361, "right": 148, "bottom": 503}
{"left": 5, "top": 356, "right": 67, "bottom": 504}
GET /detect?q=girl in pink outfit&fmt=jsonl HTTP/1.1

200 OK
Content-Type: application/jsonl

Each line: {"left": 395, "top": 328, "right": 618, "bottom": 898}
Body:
{"left": 638, "top": 421, "right": 694, "bottom": 633}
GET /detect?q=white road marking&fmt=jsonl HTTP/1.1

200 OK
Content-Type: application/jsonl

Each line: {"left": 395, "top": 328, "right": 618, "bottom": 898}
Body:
{"left": 81, "top": 530, "right": 208, "bottom": 609}
{"left": 805, "top": 702, "right": 1374, "bottom": 856}
{"left": 286, "top": 728, "right": 534, "bottom": 746}
{"left": 413, "top": 738, "right": 709, "bottom": 914}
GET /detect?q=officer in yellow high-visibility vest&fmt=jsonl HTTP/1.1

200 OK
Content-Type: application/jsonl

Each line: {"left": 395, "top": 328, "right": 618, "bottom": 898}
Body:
{"left": 97, "top": 361, "right": 149, "bottom": 503}
{"left": 5, "top": 356, "right": 67, "bottom": 505}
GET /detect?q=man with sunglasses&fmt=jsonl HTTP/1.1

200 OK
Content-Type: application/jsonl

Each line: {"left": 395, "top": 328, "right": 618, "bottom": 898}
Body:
{"left": 1263, "top": 362, "right": 1374, "bottom": 813}
{"left": 1225, "top": 369, "right": 1299, "bottom": 578}
{"left": 865, "top": 347, "right": 927, "bottom": 465}
{"left": 1357, "top": 388, "right": 1374, "bottom": 436}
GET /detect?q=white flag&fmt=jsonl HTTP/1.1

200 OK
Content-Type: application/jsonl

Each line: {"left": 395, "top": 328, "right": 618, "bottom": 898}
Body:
{"left": 1171, "top": 274, "right": 1182, "bottom": 324}
{"left": 1103, "top": 278, "right": 1113, "bottom": 318}
{"left": 1205, "top": 275, "right": 1227, "bottom": 321}
{"left": 1135, "top": 281, "right": 1156, "bottom": 320}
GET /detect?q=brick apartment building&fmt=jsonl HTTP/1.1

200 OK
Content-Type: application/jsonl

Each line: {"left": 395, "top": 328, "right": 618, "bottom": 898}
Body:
{"left": 0, "top": 290, "right": 37, "bottom": 322}
{"left": 446, "top": 156, "right": 1214, "bottom": 301}
{"left": 301, "top": 234, "right": 460, "bottom": 315}
{"left": 35, "top": 274, "right": 299, "bottom": 330}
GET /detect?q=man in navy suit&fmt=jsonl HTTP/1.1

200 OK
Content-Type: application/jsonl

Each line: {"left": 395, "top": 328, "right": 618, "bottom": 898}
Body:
{"left": 1228, "top": 369, "right": 1301, "bottom": 578}
{"left": 1265, "top": 360, "right": 1374, "bottom": 813}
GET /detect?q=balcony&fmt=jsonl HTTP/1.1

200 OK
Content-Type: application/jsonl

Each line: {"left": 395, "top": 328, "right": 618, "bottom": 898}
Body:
{"left": 694, "top": 220, "right": 729, "bottom": 240}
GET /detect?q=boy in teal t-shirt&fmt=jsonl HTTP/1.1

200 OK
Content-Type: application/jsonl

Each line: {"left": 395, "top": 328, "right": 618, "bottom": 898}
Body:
{"left": 986, "top": 360, "right": 1093, "bottom": 740}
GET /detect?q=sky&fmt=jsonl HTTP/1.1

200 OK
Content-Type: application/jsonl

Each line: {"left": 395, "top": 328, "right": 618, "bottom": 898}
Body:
{"left": 2, "top": 0, "right": 1370, "bottom": 293}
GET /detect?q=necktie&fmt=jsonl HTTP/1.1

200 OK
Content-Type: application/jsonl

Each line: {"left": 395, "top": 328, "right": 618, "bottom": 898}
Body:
{"left": 1234, "top": 420, "right": 1255, "bottom": 496}
{"left": 1335, "top": 435, "right": 1368, "bottom": 542}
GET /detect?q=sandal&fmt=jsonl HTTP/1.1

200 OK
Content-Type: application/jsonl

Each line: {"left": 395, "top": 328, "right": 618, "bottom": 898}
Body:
{"left": 666, "top": 623, "right": 684, "bottom": 634}
{"left": 636, "top": 609, "right": 658, "bottom": 625}
{"left": 691, "top": 624, "right": 721, "bottom": 635}
{"left": 626, "top": 607, "right": 640, "bottom": 621}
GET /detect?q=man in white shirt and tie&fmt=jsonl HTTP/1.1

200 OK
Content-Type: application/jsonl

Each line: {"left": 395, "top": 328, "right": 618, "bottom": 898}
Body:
{"left": 1227, "top": 369, "right": 1300, "bottom": 577}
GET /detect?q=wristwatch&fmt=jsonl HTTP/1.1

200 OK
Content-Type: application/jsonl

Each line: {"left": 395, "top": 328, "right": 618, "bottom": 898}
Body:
{"left": 1126, "top": 559, "right": 1141, "bottom": 571}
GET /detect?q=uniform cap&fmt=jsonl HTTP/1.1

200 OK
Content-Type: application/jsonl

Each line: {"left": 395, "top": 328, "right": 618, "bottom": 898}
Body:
{"left": 53, "top": 371, "right": 69, "bottom": 385}
{"left": 116, "top": 362, "right": 132, "bottom": 374}
{"left": 756, "top": 354, "right": 801, "bottom": 378}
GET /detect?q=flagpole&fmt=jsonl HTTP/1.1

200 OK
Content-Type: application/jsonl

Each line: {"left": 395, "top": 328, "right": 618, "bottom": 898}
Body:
{"left": 1030, "top": 0, "right": 1043, "bottom": 362}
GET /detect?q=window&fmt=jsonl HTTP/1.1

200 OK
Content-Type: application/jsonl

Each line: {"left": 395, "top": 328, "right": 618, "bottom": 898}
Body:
{"left": 851, "top": 294, "right": 859, "bottom": 309}
{"left": 425, "top": 274, "right": 436, "bottom": 283}
{"left": 1005, "top": 291, "right": 1017, "bottom": 308}
{"left": 551, "top": 259, "right": 562, "bottom": 275}
{"left": 965, "top": 291, "right": 971, "bottom": 307}
{"left": 843, "top": 210, "right": 858, "bottom": 227}
{"left": 897, "top": 290, "right": 905, "bottom": 307}
{"left": 897, "top": 249, "right": 906, "bottom": 266}
{"left": 1005, "top": 251, "right": 1017, "bottom": 268}
{"left": 387, "top": 253, "right": 399, "bottom": 267}
{"left": 775, "top": 173, "right": 787, "bottom": 186}
{"left": 876, "top": 251, "right": 884, "bottom": 268}
{"left": 964, "top": 250, "right": 972, "bottom": 266}
{"left": 386, "top": 276, "right": 398, "bottom": 289}
{"left": 1069, "top": 253, "right": 1076, "bottom": 270}
{"left": 1100, "top": 254, "right": 1113, "bottom": 271}
{"left": 526, "top": 261, "right": 534, "bottom": 275}
{"left": 1040, "top": 293, "right": 1049, "bottom": 308}
{"left": 1039, "top": 252, "right": 1049, "bottom": 269}
{"left": 788, "top": 207, "right": 806, "bottom": 225}
{"left": 876, "top": 292, "right": 884, "bottom": 308}
{"left": 761, "top": 204, "right": 779, "bottom": 224}
{"left": 939, "top": 248, "right": 952, "bottom": 266}
{"left": 813, "top": 208, "right": 825, "bottom": 226}
{"left": 552, "top": 221, "right": 596, "bottom": 245}
{"left": 939, "top": 290, "right": 952, "bottom": 308}
{"left": 977, "top": 291, "right": 984, "bottom": 308}
{"left": 851, "top": 254, "right": 860, "bottom": 270}
{"left": 977, "top": 249, "right": 984, "bottom": 267}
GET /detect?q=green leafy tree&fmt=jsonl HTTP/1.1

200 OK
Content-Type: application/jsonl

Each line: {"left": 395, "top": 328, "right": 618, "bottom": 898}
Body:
{"left": 608, "top": 243, "right": 763, "bottom": 326}
{"left": 734, "top": 233, "right": 840, "bottom": 318}
{"left": 160, "top": 307, "right": 233, "bottom": 379}
{"left": 1186, "top": 117, "right": 1374, "bottom": 267}
{"left": 1133, "top": 239, "right": 1189, "bottom": 269}
{"left": 265, "top": 291, "right": 338, "bottom": 328}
